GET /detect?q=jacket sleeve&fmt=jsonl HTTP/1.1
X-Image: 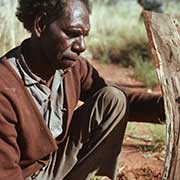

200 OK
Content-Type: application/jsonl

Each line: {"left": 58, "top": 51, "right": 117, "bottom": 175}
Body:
{"left": 79, "top": 59, "right": 107, "bottom": 101}
{"left": 103, "top": 79, "right": 165, "bottom": 123}
{"left": 123, "top": 88, "right": 165, "bottom": 123}
{"left": 0, "top": 93, "right": 24, "bottom": 180}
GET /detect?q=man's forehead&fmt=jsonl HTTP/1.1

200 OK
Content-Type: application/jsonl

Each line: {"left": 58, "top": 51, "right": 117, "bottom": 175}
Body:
{"left": 61, "top": 0, "right": 90, "bottom": 28}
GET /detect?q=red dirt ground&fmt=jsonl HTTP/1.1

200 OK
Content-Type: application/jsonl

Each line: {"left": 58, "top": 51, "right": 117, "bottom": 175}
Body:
{"left": 91, "top": 60, "right": 164, "bottom": 180}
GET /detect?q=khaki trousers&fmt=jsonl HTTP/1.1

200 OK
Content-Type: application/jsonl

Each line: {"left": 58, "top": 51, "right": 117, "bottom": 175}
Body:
{"left": 32, "top": 86, "right": 128, "bottom": 180}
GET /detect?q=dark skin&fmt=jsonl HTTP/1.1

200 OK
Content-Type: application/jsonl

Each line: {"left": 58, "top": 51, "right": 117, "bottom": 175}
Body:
{"left": 23, "top": 0, "right": 90, "bottom": 87}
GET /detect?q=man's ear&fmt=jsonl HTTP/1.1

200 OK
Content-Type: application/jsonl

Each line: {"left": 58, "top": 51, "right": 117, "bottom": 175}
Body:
{"left": 34, "top": 12, "right": 47, "bottom": 37}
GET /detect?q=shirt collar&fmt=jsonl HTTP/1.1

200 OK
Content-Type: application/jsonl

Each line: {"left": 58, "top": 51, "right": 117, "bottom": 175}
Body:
{"left": 16, "top": 41, "right": 65, "bottom": 86}
{"left": 17, "top": 54, "right": 42, "bottom": 86}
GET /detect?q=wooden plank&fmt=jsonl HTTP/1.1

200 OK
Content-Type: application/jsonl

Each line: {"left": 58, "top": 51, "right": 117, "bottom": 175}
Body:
{"left": 144, "top": 11, "right": 180, "bottom": 180}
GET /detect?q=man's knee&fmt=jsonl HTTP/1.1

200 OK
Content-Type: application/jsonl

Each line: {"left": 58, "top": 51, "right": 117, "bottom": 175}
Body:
{"left": 96, "top": 86, "right": 128, "bottom": 117}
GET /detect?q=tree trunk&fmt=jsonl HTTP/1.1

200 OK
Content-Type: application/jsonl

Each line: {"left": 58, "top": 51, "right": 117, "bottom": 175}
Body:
{"left": 144, "top": 11, "right": 180, "bottom": 180}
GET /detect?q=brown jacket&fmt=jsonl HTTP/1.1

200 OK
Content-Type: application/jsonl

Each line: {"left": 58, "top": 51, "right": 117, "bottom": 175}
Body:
{"left": 0, "top": 46, "right": 164, "bottom": 179}
{"left": 0, "top": 46, "right": 107, "bottom": 179}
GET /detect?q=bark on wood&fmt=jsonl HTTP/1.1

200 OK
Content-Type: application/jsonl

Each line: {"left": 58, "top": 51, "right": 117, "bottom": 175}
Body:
{"left": 144, "top": 11, "right": 180, "bottom": 180}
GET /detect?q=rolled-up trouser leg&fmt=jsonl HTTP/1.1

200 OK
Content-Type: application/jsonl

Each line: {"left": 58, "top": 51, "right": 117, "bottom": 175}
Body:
{"left": 34, "top": 86, "right": 128, "bottom": 180}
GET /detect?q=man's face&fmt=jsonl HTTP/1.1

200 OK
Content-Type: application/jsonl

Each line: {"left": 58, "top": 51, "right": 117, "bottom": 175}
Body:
{"left": 40, "top": 0, "right": 90, "bottom": 70}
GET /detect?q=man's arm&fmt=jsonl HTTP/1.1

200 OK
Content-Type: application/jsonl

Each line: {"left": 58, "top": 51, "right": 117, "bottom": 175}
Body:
{"left": 79, "top": 58, "right": 107, "bottom": 101}
{"left": 78, "top": 58, "right": 165, "bottom": 124}
{"left": 123, "top": 88, "right": 165, "bottom": 123}
{"left": 0, "top": 94, "right": 24, "bottom": 180}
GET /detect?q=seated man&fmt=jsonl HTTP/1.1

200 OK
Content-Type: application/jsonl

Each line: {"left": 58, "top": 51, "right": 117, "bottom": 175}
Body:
{"left": 0, "top": 0, "right": 165, "bottom": 180}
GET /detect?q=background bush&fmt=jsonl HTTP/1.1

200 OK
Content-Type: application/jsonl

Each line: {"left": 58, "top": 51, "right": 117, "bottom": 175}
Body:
{"left": 85, "top": 0, "right": 180, "bottom": 87}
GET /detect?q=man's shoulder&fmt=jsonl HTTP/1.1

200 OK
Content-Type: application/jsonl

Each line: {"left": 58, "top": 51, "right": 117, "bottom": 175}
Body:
{"left": 73, "top": 56, "right": 93, "bottom": 71}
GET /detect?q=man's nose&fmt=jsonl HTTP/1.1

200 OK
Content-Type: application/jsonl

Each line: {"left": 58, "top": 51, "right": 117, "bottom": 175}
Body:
{"left": 71, "top": 36, "right": 86, "bottom": 54}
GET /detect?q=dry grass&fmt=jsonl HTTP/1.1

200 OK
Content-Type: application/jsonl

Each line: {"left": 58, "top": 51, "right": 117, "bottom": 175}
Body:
{"left": 0, "top": 0, "right": 29, "bottom": 56}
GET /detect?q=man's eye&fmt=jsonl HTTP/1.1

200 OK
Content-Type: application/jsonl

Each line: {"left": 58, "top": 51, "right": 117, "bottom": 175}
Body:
{"left": 65, "top": 30, "right": 80, "bottom": 38}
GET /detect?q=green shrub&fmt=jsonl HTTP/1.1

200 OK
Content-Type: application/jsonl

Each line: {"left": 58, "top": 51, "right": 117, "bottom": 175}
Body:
{"left": 143, "top": 123, "right": 166, "bottom": 152}
{"left": 87, "top": 1, "right": 180, "bottom": 87}
{"left": 87, "top": 1, "right": 147, "bottom": 65}
{"left": 130, "top": 52, "right": 159, "bottom": 87}
{"left": 87, "top": 1, "right": 159, "bottom": 86}
{"left": 126, "top": 122, "right": 166, "bottom": 153}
